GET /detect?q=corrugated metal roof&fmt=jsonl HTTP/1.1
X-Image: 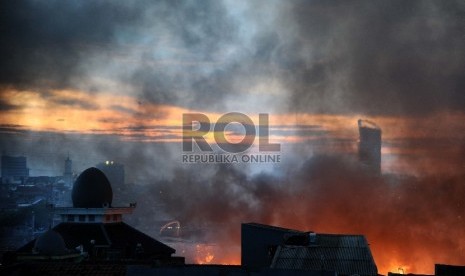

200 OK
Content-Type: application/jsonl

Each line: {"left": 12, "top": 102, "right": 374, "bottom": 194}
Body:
{"left": 271, "top": 234, "right": 378, "bottom": 276}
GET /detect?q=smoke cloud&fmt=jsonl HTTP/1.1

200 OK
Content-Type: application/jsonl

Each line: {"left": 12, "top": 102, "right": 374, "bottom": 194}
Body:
{"left": 2, "top": 1, "right": 465, "bottom": 115}
{"left": 144, "top": 154, "right": 465, "bottom": 273}
{"left": 1, "top": 1, "right": 465, "bottom": 274}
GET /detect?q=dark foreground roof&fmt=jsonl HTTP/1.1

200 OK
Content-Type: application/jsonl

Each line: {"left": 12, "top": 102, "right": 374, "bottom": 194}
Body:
{"left": 436, "top": 263, "right": 465, "bottom": 276}
{"left": 18, "top": 222, "right": 175, "bottom": 257}
{"left": 4, "top": 263, "right": 126, "bottom": 276}
{"left": 271, "top": 234, "right": 378, "bottom": 276}
{"left": 243, "top": 222, "right": 303, "bottom": 233}
{"left": 127, "top": 265, "right": 337, "bottom": 276}
{"left": 2, "top": 263, "right": 337, "bottom": 276}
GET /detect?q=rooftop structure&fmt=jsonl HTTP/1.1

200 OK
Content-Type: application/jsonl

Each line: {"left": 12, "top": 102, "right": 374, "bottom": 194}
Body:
{"left": 15, "top": 167, "right": 179, "bottom": 263}
{"left": 242, "top": 223, "right": 378, "bottom": 276}
{"left": 271, "top": 234, "right": 378, "bottom": 276}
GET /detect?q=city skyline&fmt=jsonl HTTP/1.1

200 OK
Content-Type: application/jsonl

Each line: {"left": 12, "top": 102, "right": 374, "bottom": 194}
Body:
{"left": 1, "top": 1, "right": 465, "bottom": 274}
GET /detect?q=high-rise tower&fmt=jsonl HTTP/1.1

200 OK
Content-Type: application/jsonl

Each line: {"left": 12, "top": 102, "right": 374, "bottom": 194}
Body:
{"left": 358, "top": 119, "right": 382, "bottom": 175}
{"left": 63, "top": 154, "right": 73, "bottom": 187}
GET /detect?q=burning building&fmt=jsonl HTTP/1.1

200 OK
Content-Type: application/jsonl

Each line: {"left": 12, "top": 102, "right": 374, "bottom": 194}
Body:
{"left": 358, "top": 119, "right": 382, "bottom": 174}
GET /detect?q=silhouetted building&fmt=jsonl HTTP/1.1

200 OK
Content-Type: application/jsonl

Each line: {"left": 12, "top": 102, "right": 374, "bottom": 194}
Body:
{"left": 387, "top": 272, "right": 434, "bottom": 276}
{"left": 96, "top": 161, "right": 125, "bottom": 189}
{"left": 358, "top": 119, "right": 382, "bottom": 174}
{"left": 242, "top": 223, "right": 301, "bottom": 270}
{"left": 63, "top": 155, "right": 73, "bottom": 187}
{"left": 387, "top": 263, "right": 465, "bottom": 276}
{"left": 15, "top": 167, "right": 179, "bottom": 263}
{"left": 1, "top": 153, "right": 29, "bottom": 183}
{"left": 435, "top": 264, "right": 465, "bottom": 276}
{"left": 242, "top": 223, "right": 378, "bottom": 276}
{"left": 127, "top": 265, "right": 337, "bottom": 276}
{"left": 388, "top": 272, "right": 432, "bottom": 276}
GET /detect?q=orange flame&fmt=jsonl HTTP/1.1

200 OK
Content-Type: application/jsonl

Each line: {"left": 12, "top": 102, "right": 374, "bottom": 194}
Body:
{"left": 195, "top": 244, "right": 215, "bottom": 264}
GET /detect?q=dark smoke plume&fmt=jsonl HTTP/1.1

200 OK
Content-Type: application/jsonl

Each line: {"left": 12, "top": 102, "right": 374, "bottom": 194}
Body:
{"left": 142, "top": 154, "right": 465, "bottom": 273}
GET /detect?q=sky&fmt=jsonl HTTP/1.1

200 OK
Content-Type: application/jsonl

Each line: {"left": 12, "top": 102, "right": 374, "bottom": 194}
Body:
{"left": 1, "top": 0, "right": 465, "bottom": 274}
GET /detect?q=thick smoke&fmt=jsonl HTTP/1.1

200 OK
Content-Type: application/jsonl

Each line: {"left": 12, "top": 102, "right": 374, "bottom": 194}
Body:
{"left": 0, "top": 1, "right": 143, "bottom": 89}
{"left": 2, "top": 1, "right": 465, "bottom": 114}
{"left": 143, "top": 154, "right": 465, "bottom": 273}
{"left": 1, "top": 1, "right": 465, "bottom": 274}
{"left": 280, "top": 0, "right": 465, "bottom": 115}
{"left": 0, "top": 0, "right": 245, "bottom": 111}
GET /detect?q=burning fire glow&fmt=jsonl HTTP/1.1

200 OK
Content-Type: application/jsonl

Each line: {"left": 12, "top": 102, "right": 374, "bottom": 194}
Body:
{"left": 3, "top": 87, "right": 465, "bottom": 274}
{"left": 195, "top": 244, "right": 215, "bottom": 264}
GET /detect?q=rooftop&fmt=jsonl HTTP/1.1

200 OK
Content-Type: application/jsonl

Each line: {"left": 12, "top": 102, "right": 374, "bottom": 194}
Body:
{"left": 271, "top": 234, "right": 377, "bottom": 276}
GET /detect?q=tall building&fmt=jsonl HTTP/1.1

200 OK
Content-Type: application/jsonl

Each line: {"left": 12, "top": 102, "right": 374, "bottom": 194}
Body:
{"left": 1, "top": 153, "right": 29, "bottom": 183}
{"left": 95, "top": 161, "right": 125, "bottom": 189}
{"left": 63, "top": 155, "right": 73, "bottom": 187}
{"left": 358, "top": 119, "right": 382, "bottom": 175}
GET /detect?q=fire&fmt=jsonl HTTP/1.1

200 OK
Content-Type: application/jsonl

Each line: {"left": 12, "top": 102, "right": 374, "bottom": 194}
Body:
{"left": 195, "top": 244, "right": 215, "bottom": 264}
{"left": 192, "top": 244, "right": 241, "bottom": 265}
{"left": 385, "top": 262, "right": 411, "bottom": 275}
{"left": 213, "top": 252, "right": 241, "bottom": 265}
{"left": 204, "top": 253, "right": 214, "bottom": 263}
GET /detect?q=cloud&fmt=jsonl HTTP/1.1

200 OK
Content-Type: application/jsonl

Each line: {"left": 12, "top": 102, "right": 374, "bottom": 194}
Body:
{"left": 109, "top": 105, "right": 137, "bottom": 115}
{"left": 0, "top": 124, "right": 27, "bottom": 135}
{"left": 270, "top": 125, "right": 328, "bottom": 138}
{"left": 0, "top": 99, "right": 20, "bottom": 111}
{"left": 281, "top": 0, "right": 465, "bottom": 115}
{"left": 0, "top": 0, "right": 241, "bottom": 111}
{"left": 51, "top": 98, "right": 99, "bottom": 110}
{"left": 2, "top": 1, "right": 464, "bottom": 116}
{"left": 0, "top": 1, "right": 126, "bottom": 89}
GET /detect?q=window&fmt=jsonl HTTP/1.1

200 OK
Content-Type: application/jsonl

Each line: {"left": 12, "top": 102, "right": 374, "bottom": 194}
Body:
{"left": 113, "top": 214, "right": 118, "bottom": 221}
{"left": 89, "top": 215, "right": 95, "bottom": 222}
{"left": 106, "top": 215, "right": 111, "bottom": 221}
{"left": 79, "top": 215, "right": 85, "bottom": 222}
{"left": 68, "top": 215, "right": 74, "bottom": 222}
